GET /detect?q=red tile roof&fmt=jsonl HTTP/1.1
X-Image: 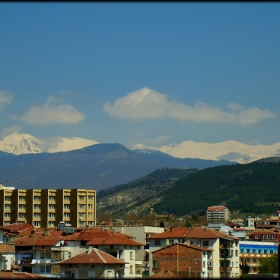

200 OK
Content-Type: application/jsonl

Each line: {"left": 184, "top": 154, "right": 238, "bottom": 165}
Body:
{"left": 147, "top": 227, "right": 190, "bottom": 239}
{"left": 148, "top": 227, "right": 239, "bottom": 241}
{"left": 207, "top": 206, "right": 228, "bottom": 212}
{"left": 147, "top": 270, "right": 179, "bottom": 278}
{"left": 59, "top": 248, "right": 128, "bottom": 265}
{"left": 0, "top": 271, "right": 44, "bottom": 278}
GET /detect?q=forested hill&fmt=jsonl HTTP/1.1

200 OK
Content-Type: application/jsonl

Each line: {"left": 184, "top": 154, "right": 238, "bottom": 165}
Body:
{"left": 153, "top": 160, "right": 280, "bottom": 217}
{"left": 97, "top": 168, "right": 198, "bottom": 217}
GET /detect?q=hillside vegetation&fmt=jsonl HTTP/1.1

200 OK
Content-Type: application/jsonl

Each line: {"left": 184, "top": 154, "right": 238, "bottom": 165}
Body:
{"left": 97, "top": 159, "right": 280, "bottom": 218}
{"left": 153, "top": 160, "right": 280, "bottom": 216}
{"left": 97, "top": 168, "right": 198, "bottom": 217}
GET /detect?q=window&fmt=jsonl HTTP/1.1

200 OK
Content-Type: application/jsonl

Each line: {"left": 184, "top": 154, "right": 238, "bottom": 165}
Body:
{"left": 255, "top": 235, "right": 260, "bottom": 239}
{"left": 5, "top": 204, "right": 11, "bottom": 210}
{"left": 130, "top": 252, "right": 133, "bottom": 260}
{"left": 64, "top": 196, "right": 70, "bottom": 201}
{"left": 52, "top": 252, "right": 62, "bottom": 261}
{"left": 88, "top": 204, "right": 93, "bottom": 209}
{"left": 240, "top": 249, "right": 244, "bottom": 253}
{"left": 270, "top": 250, "right": 273, "bottom": 254}
{"left": 79, "top": 221, "right": 85, "bottom": 227}
{"left": 34, "top": 213, "right": 41, "bottom": 218}
{"left": 203, "top": 241, "right": 209, "bottom": 246}
{"left": 51, "top": 264, "right": 60, "bottom": 274}
{"left": 19, "top": 196, "right": 26, "bottom": 201}
{"left": 49, "top": 204, "right": 55, "bottom": 210}
{"left": 19, "top": 213, "right": 26, "bottom": 218}
{"left": 48, "top": 221, "right": 55, "bottom": 227}
{"left": 246, "top": 249, "right": 250, "bottom": 253}
{"left": 64, "top": 204, "right": 70, "bottom": 210}
{"left": 79, "top": 196, "right": 85, "bottom": 200}
{"left": 258, "top": 249, "right": 261, "bottom": 253}
{"left": 64, "top": 213, "right": 70, "bottom": 218}
{"left": 49, "top": 196, "right": 56, "bottom": 201}
{"left": 5, "top": 197, "right": 11, "bottom": 201}
{"left": 88, "top": 196, "right": 93, "bottom": 201}
{"left": 264, "top": 250, "right": 267, "bottom": 254}
{"left": 130, "top": 266, "right": 133, "bottom": 274}
{"left": 34, "top": 196, "right": 41, "bottom": 201}
{"left": 88, "top": 222, "right": 93, "bottom": 226}
{"left": 153, "top": 260, "right": 158, "bottom": 268}
{"left": 49, "top": 213, "right": 55, "bottom": 218}
{"left": 155, "top": 240, "right": 160, "bottom": 245}
{"left": 272, "top": 235, "right": 276, "bottom": 239}
{"left": 79, "top": 204, "right": 85, "bottom": 210}
{"left": 88, "top": 212, "right": 92, "bottom": 218}
{"left": 34, "top": 204, "right": 41, "bottom": 210}
{"left": 235, "top": 250, "right": 238, "bottom": 257}
{"left": 34, "top": 221, "right": 41, "bottom": 227}
{"left": 4, "top": 213, "right": 11, "bottom": 218}
{"left": 19, "top": 204, "right": 26, "bottom": 210}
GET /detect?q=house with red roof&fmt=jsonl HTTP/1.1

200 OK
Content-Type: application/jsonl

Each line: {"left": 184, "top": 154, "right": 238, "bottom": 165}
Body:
{"left": 59, "top": 247, "right": 128, "bottom": 278}
{"left": 12, "top": 226, "right": 144, "bottom": 278}
{"left": 0, "top": 225, "right": 15, "bottom": 271}
{"left": 151, "top": 243, "right": 212, "bottom": 278}
{"left": 147, "top": 226, "right": 240, "bottom": 278}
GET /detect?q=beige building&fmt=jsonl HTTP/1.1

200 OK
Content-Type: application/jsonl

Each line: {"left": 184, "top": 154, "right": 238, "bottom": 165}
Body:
{"left": 0, "top": 184, "right": 96, "bottom": 228}
{"left": 207, "top": 205, "right": 230, "bottom": 223}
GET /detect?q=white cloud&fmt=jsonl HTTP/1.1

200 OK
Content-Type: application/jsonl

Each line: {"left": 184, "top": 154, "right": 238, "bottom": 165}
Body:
{"left": 19, "top": 97, "right": 85, "bottom": 125}
{"left": 0, "top": 90, "right": 13, "bottom": 111}
{"left": 103, "top": 87, "right": 276, "bottom": 126}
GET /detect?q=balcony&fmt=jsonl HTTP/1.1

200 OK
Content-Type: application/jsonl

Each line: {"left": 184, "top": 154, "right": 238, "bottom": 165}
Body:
{"left": 220, "top": 254, "right": 232, "bottom": 259}
{"left": 220, "top": 267, "right": 232, "bottom": 271}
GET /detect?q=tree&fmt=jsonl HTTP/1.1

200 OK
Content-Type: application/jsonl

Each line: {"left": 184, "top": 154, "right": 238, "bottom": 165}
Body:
{"left": 239, "top": 260, "right": 250, "bottom": 276}
{"left": 96, "top": 212, "right": 113, "bottom": 224}
{"left": 159, "top": 221, "right": 165, "bottom": 228}
{"left": 259, "top": 255, "right": 278, "bottom": 274}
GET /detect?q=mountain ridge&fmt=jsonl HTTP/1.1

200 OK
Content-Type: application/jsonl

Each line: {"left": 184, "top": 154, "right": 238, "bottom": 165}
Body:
{"left": 1, "top": 132, "right": 280, "bottom": 164}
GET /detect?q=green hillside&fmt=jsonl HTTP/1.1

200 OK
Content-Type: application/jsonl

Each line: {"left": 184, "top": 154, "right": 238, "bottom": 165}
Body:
{"left": 153, "top": 161, "right": 280, "bottom": 216}
{"left": 97, "top": 167, "right": 198, "bottom": 217}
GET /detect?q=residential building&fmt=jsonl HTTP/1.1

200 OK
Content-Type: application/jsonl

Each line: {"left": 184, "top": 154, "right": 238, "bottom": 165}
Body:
{"left": 59, "top": 247, "right": 128, "bottom": 278}
{"left": 207, "top": 206, "right": 230, "bottom": 223}
{"left": 148, "top": 226, "right": 240, "bottom": 278}
{"left": 102, "top": 226, "right": 165, "bottom": 276}
{"left": 0, "top": 184, "right": 96, "bottom": 228}
{"left": 0, "top": 226, "right": 15, "bottom": 271}
{"left": 151, "top": 243, "right": 213, "bottom": 278}
{"left": 11, "top": 226, "right": 144, "bottom": 278}
{"left": 239, "top": 240, "right": 279, "bottom": 275}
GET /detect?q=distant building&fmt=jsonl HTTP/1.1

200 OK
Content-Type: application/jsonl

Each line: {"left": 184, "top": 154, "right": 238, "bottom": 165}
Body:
{"left": 239, "top": 240, "right": 278, "bottom": 275}
{"left": 0, "top": 184, "right": 96, "bottom": 228}
{"left": 206, "top": 206, "right": 230, "bottom": 223}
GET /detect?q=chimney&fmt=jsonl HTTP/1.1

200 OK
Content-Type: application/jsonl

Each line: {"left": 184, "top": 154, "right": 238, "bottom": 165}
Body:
{"left": 44, "top": 229, "right": 50, "bottom": 236}
{"left": 87, "top": 246, "right": 92, "bottom": 254}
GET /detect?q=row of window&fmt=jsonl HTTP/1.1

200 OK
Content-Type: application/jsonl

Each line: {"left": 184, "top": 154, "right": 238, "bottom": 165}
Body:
{"left": 240, "top": 248, "right": 275, "bottom": 254}
{"left": 253, "top": 234, "right": 276, "bottom": 239}
{"left": 4, "top": 195, "right": 94, "bottom": 202}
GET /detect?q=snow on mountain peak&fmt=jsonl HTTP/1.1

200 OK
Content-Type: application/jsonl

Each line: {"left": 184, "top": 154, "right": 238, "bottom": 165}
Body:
{"left": 0, "top": 133, "right": 99, "bottom": 155}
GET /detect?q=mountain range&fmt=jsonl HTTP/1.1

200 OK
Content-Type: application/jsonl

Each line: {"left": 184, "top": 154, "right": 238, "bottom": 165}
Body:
{"left": 1, "top": 132, "right": 280, "bottom": 164}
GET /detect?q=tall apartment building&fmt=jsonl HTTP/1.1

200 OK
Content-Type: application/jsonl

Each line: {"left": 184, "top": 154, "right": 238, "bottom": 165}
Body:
{"left": 207, "top": 205, "right": 230, "bottom": 223}
{"left": 0, "top": 184, "right": 96, "bottom": 228}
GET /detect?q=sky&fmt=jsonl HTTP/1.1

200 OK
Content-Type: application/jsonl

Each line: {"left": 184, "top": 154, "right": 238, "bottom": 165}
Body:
{"left": 1, "top": 2, "right": 280, "bottom": 148}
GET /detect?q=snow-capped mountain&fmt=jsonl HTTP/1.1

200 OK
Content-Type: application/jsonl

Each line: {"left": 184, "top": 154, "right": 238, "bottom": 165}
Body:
{"left": 1, "top": 132, "right": 280, "bottom": 164}
{"left": 0, "top": 132, "right": 99, "bottom": 155}
{"left": 131, "top": 140, "right": 280, "bottom": 164}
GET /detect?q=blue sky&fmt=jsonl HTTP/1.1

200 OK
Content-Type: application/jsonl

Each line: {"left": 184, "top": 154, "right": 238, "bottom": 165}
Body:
{"left": 1, "top": 2, "right": 280, "bottom": 147}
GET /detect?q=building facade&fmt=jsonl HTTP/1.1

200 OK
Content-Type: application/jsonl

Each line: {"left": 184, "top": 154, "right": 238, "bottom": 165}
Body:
{"left": 0, "top": 184, "right": 96, "bottom": 228}
{"left": 239, "top": 240, "right": 279, "bottom": 275}
{"left": 207, "top": 206, "right": 230, "bottom": 223}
